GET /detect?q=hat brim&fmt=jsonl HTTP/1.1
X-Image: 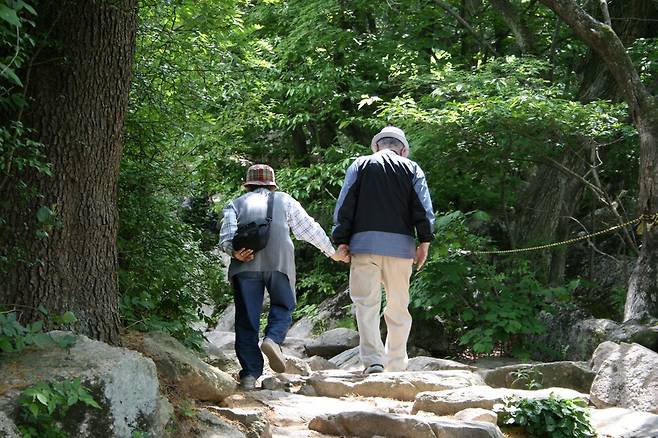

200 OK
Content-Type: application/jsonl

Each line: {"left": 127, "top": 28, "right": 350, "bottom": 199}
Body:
{"left": 371, "top": 132, "right": 409, "bottom": 153}
{"left": 243, "top": 181, "right": 278, "bottom": 188}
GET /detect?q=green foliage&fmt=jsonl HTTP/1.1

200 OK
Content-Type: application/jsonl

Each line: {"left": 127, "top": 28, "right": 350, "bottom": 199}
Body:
{"left": 410, "top": 211, "right": 577, "bottom": 356}
{"left": 497, "top": 394, "right": 596, "bottom": 438}
{"left": 0, "top": 309, "right": 76, "bottom": 354}
{"left": 510, "top": 366, "right": 544, "bottom": 390}
{"left": 17, "top": 378, "right": 100, "bottom": 438}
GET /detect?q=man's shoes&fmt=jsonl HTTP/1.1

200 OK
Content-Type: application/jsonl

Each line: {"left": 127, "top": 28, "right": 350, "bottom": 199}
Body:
{"left": 239, "top": 375, "right": 257, "bottom": 391}
{"left": 363, "top": 364, "right": 384, "bottom": 375}
{"left": 261, "top": 337, "right": 286, "bottom": 373}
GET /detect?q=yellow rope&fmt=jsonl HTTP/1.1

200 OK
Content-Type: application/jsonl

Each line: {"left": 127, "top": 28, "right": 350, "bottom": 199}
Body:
{"left": 463, "top": 213, "right": 658, "bottom": 256}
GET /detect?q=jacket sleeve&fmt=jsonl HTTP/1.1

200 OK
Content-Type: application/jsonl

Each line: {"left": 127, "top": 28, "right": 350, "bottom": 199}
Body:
{"left": 411, "top": 165, "right": 435, "bottom": 243}
{"left": 332, "top": 160, "right": 360, "bottom": 245}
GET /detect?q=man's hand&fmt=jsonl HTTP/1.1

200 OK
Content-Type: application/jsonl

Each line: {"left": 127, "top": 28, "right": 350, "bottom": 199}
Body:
{"left": 331, "top": 244, "right": 351, "bottom": 263}
{"left": 414, "top": 242, "right": 430, "bottom": 271}
{"left": 233, "top": 248, "right": 254, "bottom": 262}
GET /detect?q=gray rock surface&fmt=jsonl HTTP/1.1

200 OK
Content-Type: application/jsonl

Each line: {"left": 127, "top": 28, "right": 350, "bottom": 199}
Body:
{"left": 206, "top": 406, "right": 272, "bottom": 438}
{"left": 308, "top": 411, "right": 504, "bottom": 438}
{"left": 413, "top": 385, "right": 588, "bottom": 415}
{"left": 287, "top": 288, "right": 352, "bottom": 339}
{"left": 407, "top": 356, "right": 476, "bottom": 372}
{"left": 135, "top": 331, "right": 237, "bottom": 401}
{"left": 284, "top": 355, "right": 311, "bottom": 375}
{"left": 0, "top": 412, "right": 19, "bottom": 438}
{"left": 329, "top": 346, "right": 360, "bottom": 370}
{"left": 306, "top": 355, "right": 336, "bottom": 371}
{"left": 479, "top": 361, "right": 594, "bottom": 393}
{"left": 197, "top": 408, "right": 247, "bottom": 438}
{"left": 590, "top": 342, "right": 658, "bottom": 413}
{"left": 590, "top": 407, "right": 658, "bottom": 438}
{"left": 0, "top": 331, "right": 165, "bottom": 437}
{"left": 589, "top": 341, "right": 619, "bottom": 373}
{"left": 308, "top": 369, "right": 484, "bottom": 401}
{"left": 205, "top": 348, "right": 241, "bottom": 376}
{"left": 453, "top": 408, "right": 498, "bottom": 424}
{"left": 304, "top": 328, "right": 359, "bottom": 358}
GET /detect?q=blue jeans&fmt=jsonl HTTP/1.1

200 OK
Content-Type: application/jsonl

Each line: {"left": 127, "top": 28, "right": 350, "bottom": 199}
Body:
{"left": 233, "top": 271, "right": 295, "bottom": 379}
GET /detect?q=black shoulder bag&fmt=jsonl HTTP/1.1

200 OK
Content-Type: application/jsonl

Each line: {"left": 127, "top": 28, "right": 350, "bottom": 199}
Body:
{"left": 232, "top": 192, "right": 274, "bottom": 252}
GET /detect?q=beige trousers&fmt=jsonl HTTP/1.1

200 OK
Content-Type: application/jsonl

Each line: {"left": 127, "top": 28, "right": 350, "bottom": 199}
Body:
{"left": 349, "top": 253, "right": 413, "bottom": 371}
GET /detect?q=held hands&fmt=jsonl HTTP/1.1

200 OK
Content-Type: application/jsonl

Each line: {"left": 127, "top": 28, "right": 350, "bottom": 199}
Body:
{"left": 233, "top": 248, "right": 254, "bottom": 262}
{"left": 414, "top": 242, "right": 430, "bottom": 271}
{"left": 331, "top": 244, "right": 351, "bottom": 263}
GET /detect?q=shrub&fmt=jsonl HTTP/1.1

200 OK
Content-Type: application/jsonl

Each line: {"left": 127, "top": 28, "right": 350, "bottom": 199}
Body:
{"left": 496, "top": 394, "right": 596, "bottom": 438}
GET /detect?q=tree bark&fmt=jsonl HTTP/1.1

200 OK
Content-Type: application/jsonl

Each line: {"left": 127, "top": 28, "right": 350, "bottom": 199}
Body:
{"left": 490, "top": 0, "right": 534, "bottom": 53}
{"left": 0, "top": 0, "right": 137, "bottom": 343}
{"left": 539, "top": 0, "right": 658, "bottom": 321}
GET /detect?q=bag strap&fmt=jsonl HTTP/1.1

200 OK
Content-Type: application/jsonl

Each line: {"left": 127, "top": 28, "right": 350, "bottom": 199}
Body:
{"left": 266, "top": 192, "right": 274, "bottom": 222}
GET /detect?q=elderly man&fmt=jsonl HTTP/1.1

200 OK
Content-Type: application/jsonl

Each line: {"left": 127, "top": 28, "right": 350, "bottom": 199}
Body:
{"left": 220, "top": 164, "right": 346, "bottom": 390}
{"left": 333, "top": 126, "right": 435, "bottom": 374}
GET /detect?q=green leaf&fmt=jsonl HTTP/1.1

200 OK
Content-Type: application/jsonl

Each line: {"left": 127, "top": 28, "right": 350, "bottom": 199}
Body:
{"left": 35, "top": 392, "right": 49, "bottom": 406}
{"left": 36, "top": 206, "right": 52, "bottom": 223}
{"left": 58, "top": 311, "right": 77, "bottom": 324}
{"left": 0, "top": 5, "right": 20, "bottom": 27}
{"left": 0, "top": 62, "right": 23, "bottom": 87}
{"left": 0, "top": 337, "right": 13, "bottom": 352}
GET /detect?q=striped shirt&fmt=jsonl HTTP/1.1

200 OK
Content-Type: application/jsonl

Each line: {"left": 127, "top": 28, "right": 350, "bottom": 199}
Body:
{"left": 219, "top": 188, "right": 335, "bottom": 257}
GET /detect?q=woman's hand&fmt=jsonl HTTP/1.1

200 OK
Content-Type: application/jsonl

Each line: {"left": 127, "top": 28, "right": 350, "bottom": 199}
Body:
{"left": 233, "top": 248, "right": 254, "bottom": 262}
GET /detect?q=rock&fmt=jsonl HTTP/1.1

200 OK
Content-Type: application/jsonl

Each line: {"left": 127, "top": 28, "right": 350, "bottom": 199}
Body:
{"left": 261, "top": 376, "right": 289, "bottom": 392}
{"left": 206, "top": 406, "right": 272, "bottom": 438}
{"left": 197, "top": 408, "right": 247, "bottom": 438}
{"left": 407, "top": 356, "right": 476, "bottom": 372}
{"left": 589, "top": 342, "right": 658, "bottom": 413}
{"left": 308, "top": 369, "right": 484, "bottom": 401}
{"left": 284, "top": 355, "right": 311, "bottom": 375}
{"left": 214, "top": 303, "right": 236, "bottom": 332}
{"left": 590, "top": 407, "right": 658, "bottom": 438}
{"left": 0, "top": 331, "right": 166, "bottom": 437}
{"left": 454, "top": 408, "right": 497, "bottom": 424}
{"left": 589, "top": 341, "right": 618, "bottom": 373}
{"left": 205, "top": 330, "right": 236, "bottom": 350}
{"left": 309, "top": 411, "right": 504, "bottom": 438}
{"left": 479, "top": 361, "right": 594, "bottom": 393}
{"left": 412, "top": 386, "right": 588, "bottom": 415}
{"left": 0, "top": 412, "right": 19, "bottom": 438}
{"left": 154, "top": 396, "right": 175, "bottom": 435}
{"left": 329, "top": 346, "right": 360, "bottom": 370}
{"left": 306, "top": 355, "right": 336, "bottom": 371}
{"left": 531, "top": 312, "right": 658, "bottom": 361}
{"left": 205, "top": 348, "right": 241, "bottom": 376}
{"left": 280, "top": 336, "right": 307, "bottom": 358}
{"left": 287, "top": 288, "right": 352, "bottom": 339}
{"left": 133, "top": 331, "right": 237, "bottom": 402}
{"left": 304, "top": 328, "right": 359, "bottom": 358}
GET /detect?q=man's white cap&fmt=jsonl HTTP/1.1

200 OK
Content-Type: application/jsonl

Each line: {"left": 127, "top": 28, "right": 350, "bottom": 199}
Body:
{"left": 370, "top": 126, "right": 409, "bottom": 153}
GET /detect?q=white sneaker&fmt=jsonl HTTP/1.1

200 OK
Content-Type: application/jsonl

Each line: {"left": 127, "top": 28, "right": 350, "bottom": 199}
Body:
{"left": 261, "top": 337, "right": 286, "bottom": 373}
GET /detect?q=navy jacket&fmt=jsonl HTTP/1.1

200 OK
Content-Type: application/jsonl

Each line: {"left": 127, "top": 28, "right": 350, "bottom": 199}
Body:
{"left": 332, "top": 149, "right": 435, "bottom": 259}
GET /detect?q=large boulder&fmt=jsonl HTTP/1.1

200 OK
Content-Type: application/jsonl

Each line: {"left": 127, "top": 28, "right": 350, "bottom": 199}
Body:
{"left": 479, "top": 361, "right": 594, "bottom": 393}
{"left": 127, "top": 331, "right": 237, "bottom": 402}
{"left": 0, "top": 331, "right": 167, "bottom": 437}
{"left": 412, "top": 386, "right": 588, "bottom": 416}
{"left": 304, "top": 328, "right": 359, "bottom": 358}
{"left": 0, "top": 412, "right": 19, "bottom": 438}
{"left": 531, "top": 312, "right": 658, "bottom": 361}
{"left": 589, "top": 342, "right": 658, "bottom": 413}
{"left": 590, "top": 407, "right": 658, "bottom": 438}
{"left": 308, "top": 369, "right": 484, "bottom": 401}
{"left": 287, "top": 287, "right": 352, "bottom": 339}
{"left": 309, "top": 411, "right": 504, "bottom": 438}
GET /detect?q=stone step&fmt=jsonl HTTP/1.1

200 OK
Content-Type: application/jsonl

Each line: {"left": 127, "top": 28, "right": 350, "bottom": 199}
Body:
{"left": 413, "top": 385, "right": 589, "bottom": 416}
{"left": 307, "top": 369, "right": 484, "bottom": 401}
{"left": 308, "top": 410, "right": 504, "bottom": 438}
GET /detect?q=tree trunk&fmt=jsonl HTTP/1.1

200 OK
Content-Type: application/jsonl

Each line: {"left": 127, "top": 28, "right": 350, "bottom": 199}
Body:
{"left": 0, "top": 0, "right": 137, "bottom": 343}
{"left": 539, "top": 0, "right": 658, "bottom": 321}
{"left": 490, "top": 0, "right": 534, "bottom": 53}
